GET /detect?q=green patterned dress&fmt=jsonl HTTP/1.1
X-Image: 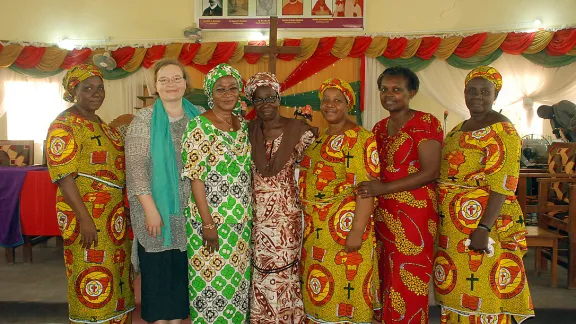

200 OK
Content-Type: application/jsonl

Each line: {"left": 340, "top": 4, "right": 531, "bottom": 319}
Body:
{"left": 181, "top": 115, "right": 252, "bottom": 323}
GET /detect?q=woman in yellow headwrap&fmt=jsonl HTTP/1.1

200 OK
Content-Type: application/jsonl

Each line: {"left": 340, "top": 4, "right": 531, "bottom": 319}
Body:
{"left": 433, "top": 66, "right": 534, "bottom": 323}
{"left": 46, "top": 64, "right": 134, "bottom": 323}
{"left": 298, "top": 78, "right": 381, "bottom": 323}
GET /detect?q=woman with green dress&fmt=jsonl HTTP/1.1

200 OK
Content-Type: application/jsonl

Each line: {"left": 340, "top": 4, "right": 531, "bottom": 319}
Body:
{"left": 181, "top": 63, "right": 252, "bottom": 323}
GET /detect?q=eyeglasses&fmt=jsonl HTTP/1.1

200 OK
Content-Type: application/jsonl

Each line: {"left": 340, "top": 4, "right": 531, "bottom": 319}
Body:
{"left": 253, "top": 95, "right": 279, "bottom": 105}
{"left": 157, "top": 75, "right": 184, "bottom": 85}
{"left": 214, "top": 87, "right": 240, "bottom": 95}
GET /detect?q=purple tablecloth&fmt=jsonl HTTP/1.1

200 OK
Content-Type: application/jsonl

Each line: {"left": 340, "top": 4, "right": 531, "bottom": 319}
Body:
{"left": 0, "top": 166, "right": 47, "bottom": 247}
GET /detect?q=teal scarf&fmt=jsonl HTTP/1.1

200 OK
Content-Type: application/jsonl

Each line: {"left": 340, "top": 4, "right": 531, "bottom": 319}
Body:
{"left": 150, "top": 98, "right": 200, "bottom": 246}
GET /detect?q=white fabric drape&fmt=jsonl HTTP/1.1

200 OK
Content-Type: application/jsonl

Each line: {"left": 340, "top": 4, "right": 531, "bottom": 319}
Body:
{"left": 365, "top": 54, "right": 576, "bottom": 136}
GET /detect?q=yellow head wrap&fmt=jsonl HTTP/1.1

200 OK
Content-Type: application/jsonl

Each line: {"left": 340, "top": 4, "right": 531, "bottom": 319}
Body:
{"left": 464, "top": 66, "right": 503, "bottom": 96}
{"left": 62, "top": 64, "right": 103, "bottom": 103}
{"left": 319, "top": 78, "right": 356, "bottom": 112}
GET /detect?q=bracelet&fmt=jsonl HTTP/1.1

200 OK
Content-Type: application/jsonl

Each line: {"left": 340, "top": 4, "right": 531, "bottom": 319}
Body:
{"left": 202, "top": 223, "right": 216, "bottom": 230}
{"left": 477, "top": 223, "right": 492, "bottom": 232}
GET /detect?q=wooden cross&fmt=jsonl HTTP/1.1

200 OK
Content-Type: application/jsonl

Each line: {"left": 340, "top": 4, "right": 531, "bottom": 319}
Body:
{"left": 244, "top": 16, "right": 301, "bottom": 74}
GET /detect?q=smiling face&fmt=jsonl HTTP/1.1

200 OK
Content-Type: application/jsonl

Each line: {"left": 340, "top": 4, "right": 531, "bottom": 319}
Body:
{"left": 212, "top": 75, "right": 240, "bottom": 112}
{"left": 378, "top": 74, "right": 415, "bottom": 113}
{"left": 74, "top": 76, "right": 105, "bottom": 113}
{"left": 464, "top": 77, "right": 497, "bottom": 117}
{"left": 253, "top": 86, "right": 280, "bottom": 122}
{"left": 320, "top": 88, "right": 349, "bottom": 124}
{"left": 155, "top": 64, "right": 187, "bottom": 103}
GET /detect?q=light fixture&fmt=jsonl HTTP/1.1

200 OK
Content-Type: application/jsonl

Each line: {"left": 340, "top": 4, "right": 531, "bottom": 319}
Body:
{"left": 249, "top": 31, "right": 267, "bottom": 41}
{"left": 534, "top": 19, "right": 542, "bottom": 28}
{"left": 56, "top": 38, "right": 76, "bottom": 50}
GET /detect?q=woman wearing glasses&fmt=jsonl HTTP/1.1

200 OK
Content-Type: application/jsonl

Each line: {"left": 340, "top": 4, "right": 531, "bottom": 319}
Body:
{"left": 125, "top": 59, "right": 202, "bottom": 323}
{"left": 181, "top": 64, "right": 253, "bottom": 323}
{"left": 245, "top": 73, "right": 315, "bottom": 323}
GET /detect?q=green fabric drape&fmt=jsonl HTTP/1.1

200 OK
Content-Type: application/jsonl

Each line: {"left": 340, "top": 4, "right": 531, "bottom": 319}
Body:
{"left": 445, "top": 49, "right": 503, "bottom": 69}
{"left": 376, "top": 56, "right": 435, "bottom": 72}
{"left": 9, "top": 66, "right": 63, "bottom": 78}
{"left": 522, "top": 50, "right": 576, "bottom": 67}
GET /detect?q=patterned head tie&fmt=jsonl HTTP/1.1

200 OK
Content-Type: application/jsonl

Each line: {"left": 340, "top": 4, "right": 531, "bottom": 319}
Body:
{"left": 62, "top": 64, "right": 103, "bottom": 103}
{"left": 319, "top": 78, "right": 356, "bottom": 112}
{"left": 203, "top": 63, "right": 243, "bottom": 109}
{"left": 464, "top": 66, "right": 503, "bottom": 96}
{"left": 244, "top": 72, "right": 280, "bottom": 100}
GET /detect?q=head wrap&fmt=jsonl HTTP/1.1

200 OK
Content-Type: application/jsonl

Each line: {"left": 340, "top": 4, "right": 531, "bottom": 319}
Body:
{"left": 245, "top": 72, "right": 280, "bottom": 100}
{"left": 464, "top": 66, "right": 503, "bottom": 96}
{"left": 62, "top": 64, "right": 103, "bottom": 103}
{"left": 203, "top": 63, "right": 243, "bottom": 109}
{"left": 319, "top": 78, "right": 356, "bottom": 112}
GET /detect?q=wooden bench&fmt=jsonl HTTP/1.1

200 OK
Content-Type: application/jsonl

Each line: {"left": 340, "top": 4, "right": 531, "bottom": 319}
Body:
{"left": 526, "top": 225, "right": 564, "bottom": 287}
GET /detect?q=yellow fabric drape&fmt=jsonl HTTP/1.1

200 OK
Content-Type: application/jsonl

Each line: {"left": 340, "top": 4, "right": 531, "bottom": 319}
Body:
{"left": 0, "top": 44, "right": 24, "bottom": 68}
{"left": 568, "top": 47, "right": 576, "bottom": 56}
{"left": 330, "top": 37, "right": 355, "bottom": 58}
{"left": 365, "top": 36, "right": 388, "bottom": 58}
{"left": 228, "top": 42, "right": 247, "bottom": 64}
{"left": 122, "top": 47, "right": 147, "bottom": 72}
{"left": 400, "top": 38, "right": 422, "bottom": 59}
{"left": 192, "top": 43, "right": 217, "bottom": 65}
{"left": 164, "top": 43, "right": 184, "bottom": 60}
{"left": 434, "top": 36, "right": 463, "bottom": 60}
{"left": 524, "top": 30, "right": 555, "bottom": 54}
{"left": 475, "top": 33, "right": 507, "bottom": 56}
{"left": 295, "top": 38, "right": 320, "bottom": 61}
{"left": 36, "top": 47, "right": 68, "bottom": 72}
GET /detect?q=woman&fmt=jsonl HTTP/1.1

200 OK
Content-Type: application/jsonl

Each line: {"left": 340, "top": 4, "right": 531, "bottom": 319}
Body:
{"left": 125, "top": 59, "right": 202, "bottom": 324}
{"left": 181, "top": 63, "right": 252, "bottom": 323}
{"left": 46, "top": 64, "right": 134, "bottom": 323}
{"left": 298, "top": 78, "right": 381, "bottom": 323}
{"left": 357, "top": 66, "right": 442, "bottom": 323}
{"left": 246, "top": 72, "right": 315, "bottom": 324}
{"left": 433, "top": 66, "right": 534, "bottom": 323}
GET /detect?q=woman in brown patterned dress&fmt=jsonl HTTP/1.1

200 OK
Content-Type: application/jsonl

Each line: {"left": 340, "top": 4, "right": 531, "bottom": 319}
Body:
{"left": 246, "top": 72, "right": 315, "bottom": 324}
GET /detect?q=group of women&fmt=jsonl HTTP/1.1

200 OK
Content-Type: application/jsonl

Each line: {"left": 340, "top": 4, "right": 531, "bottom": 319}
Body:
{"left": 46, "top": 60, "right": 534, "bottom": 324}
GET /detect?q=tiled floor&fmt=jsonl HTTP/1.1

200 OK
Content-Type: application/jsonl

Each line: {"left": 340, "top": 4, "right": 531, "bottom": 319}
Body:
{"left": 1, "top": 239, "right": 576, "bottom": 323}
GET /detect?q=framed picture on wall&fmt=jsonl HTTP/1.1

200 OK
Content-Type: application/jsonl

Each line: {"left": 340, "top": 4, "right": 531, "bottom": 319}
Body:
{"left": 228, "top": 0, "right": 249, "bottom": 16}
{"left": 311, "top": 0, "right": 333, "bottom": 16}
{"left": 256, "top": 0, "right": 277, "bottom": 16}
{"left": 202, "top": 0, "right": 223, "bottom": 16}
{"left": 281, "top": 0, "right": 304, "bottom": 15}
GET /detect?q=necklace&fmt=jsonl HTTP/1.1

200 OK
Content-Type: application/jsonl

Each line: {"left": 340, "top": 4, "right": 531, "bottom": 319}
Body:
{"left": 213, "top": 111, "right": 234, "bottom": 131}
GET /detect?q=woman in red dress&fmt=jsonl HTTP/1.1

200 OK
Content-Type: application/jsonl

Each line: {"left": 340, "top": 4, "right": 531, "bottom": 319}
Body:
{"left": 357, "top": 66, "right": 443, "bottom": 323}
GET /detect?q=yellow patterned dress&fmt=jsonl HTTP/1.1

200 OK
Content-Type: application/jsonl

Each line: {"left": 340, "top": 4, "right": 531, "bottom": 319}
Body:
{"left": 433, "top": 121, "right": 534, "bottom": 323}
{"left": 298, "top": 126, "right": 381, "bottom": 324}
{"left": 46, "top": 110, "right": 135, "bottom": 323}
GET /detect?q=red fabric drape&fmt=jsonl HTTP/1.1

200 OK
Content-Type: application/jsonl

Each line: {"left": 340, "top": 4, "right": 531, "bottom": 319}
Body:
{"left": 243, "top": 40, "right": 266, "bottom": 64}
{"left": 277, "top": 39, "right": 302, "bottom": 61}
{"left": 141, "top": 45, "right": 167, "bottom": 68}
{"left": 60, "top": 48, "right": 92, "bottom": 69}
{"left": 111, "top": 46, "right": 136, "bottom": 68}
{"left": 453, "top": 33, "right": 487, "bottom": 58}
{"left": 349, "top": 36, "right": 372, "bottom": 58}
{"left": 417, "top": 37, "right": 442, "bottom": 60}
{"left": 179, "top": 43, "right": 202, "bottom": 65}
{"left": 500, "top": 32, "right": 537, "bottom": 55}
{"left": 191, "top": 42, "right": 238, "bottom": 74}
{"left": 546, "top": 28, "right": 576, "bottom": 56}
{"left": 382, "top": 37, "right": 408, "bottom": 59}
{"left": 14, "top": 46, "right": 46, "bottom": 69}
{"left": 280, "top": 37, "right": 339, "bottom": 92}
{"left": 0, "top": 44, "right": 3, "bottom": 52}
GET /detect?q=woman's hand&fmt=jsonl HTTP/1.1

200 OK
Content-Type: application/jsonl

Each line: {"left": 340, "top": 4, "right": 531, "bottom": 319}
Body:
{"left": 203, "top": 226, "right": 220, "bottom": 253}
{"left": 145, "top": 209, "right": 163, "bottom": 238}
{"left": 468, "top": 228, "right": 490, "bottom": 253}
{"left": 357, "top": 175, "right": 384, "bottom": 199}
{"left": 345, "top": 228, "right": 364, "bottom": 253}
{"left": 78, "top": 215, "right": 98, "bottom": 249}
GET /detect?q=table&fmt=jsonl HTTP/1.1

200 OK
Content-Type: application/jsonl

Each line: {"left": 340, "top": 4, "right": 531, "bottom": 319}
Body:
{"left": 526, "top": 226, "right": 564, "bottom": 288}
{"left": 0, "top": 167, "right": 59, "bottom": 263}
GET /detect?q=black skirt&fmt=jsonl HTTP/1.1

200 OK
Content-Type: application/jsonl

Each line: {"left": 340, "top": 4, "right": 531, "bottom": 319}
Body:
{"left": 138, "top": 244, "right": 189, "bottom": 322}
